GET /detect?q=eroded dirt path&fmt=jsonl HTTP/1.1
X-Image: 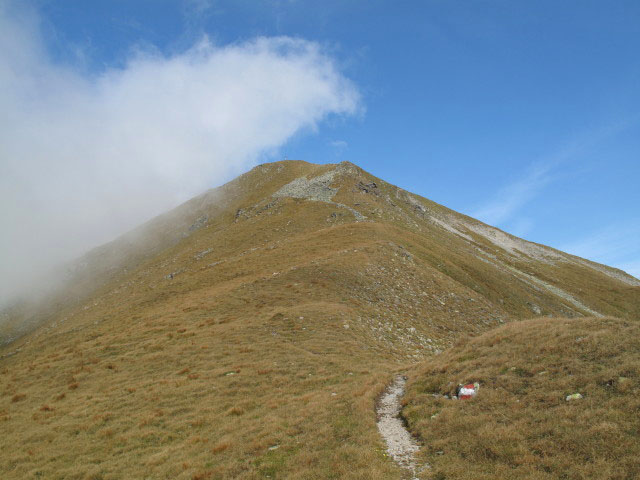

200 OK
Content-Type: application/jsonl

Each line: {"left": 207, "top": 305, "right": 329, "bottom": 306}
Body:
{"left": 377, "top": 375, "right": 422, "bottom": 479}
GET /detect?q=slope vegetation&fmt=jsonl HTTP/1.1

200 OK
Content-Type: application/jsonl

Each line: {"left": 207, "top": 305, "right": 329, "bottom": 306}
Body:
{"left": 1, "top": 160, "right": 638, "bottom": 478}
{"left": 404, "top": 317, "right": 640, "bottom": 480}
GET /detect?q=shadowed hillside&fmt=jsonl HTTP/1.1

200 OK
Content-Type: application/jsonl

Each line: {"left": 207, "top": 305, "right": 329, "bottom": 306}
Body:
{"left": 1, "top": 160, "right": 638, "bottom": 479}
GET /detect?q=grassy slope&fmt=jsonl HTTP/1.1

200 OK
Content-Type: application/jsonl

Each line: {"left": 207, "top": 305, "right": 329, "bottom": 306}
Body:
{"left": 403, "top": 317, "right": 640, "bottom": 480}
{"left": 1, "top": 160, "right": 639, "bottom": 479}
{"left": 0, "top": 207, "right": 407, "bottom": 479}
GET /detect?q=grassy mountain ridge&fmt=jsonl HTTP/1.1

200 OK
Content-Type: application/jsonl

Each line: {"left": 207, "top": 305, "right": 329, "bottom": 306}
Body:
{"left": 3, "top": 159, "right": 637, "bottom": 346}
{"left": 1, "top": 160, "right": 638, "bottom": 479}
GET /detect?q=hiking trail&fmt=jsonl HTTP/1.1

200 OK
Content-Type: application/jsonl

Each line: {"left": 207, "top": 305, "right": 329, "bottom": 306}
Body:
{"left": 377, "top": 374, "right": 423, "bottom": 479}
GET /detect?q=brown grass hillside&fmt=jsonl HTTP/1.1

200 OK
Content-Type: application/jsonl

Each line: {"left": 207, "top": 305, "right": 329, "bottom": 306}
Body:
{"left": 403, "top": 317, "right": 640, "bottom": 480}
{"left": 1, "top": 160, "right": 638, "bottom": 478}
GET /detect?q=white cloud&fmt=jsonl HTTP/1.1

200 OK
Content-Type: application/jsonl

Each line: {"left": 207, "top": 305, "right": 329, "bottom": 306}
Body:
{"left": 0, "top": 3, "right": 360, "bottom": 303}
{"left": 330, "top": 139, "right": 348, "bottom": 148}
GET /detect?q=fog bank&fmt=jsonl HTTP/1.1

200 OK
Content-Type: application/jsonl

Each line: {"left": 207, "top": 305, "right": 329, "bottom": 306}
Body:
{"left": 0, "top": 3, "right": 359, "bottom": 305}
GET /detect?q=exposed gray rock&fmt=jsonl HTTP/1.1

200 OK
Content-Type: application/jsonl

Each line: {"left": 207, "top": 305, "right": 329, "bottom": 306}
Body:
{"left": 188, "top": 215, "right": 208, "bottom": 231}
{"left": 273, "top": 169, "right": 338, "bottom": 202}
{"left": 357, "top": 181, "right": 379, "bottom": 194}
{"left": 273, "top": 168, "right": 365, "bottom": 221}
{"left": 529, "top": 303, "right": 542, "bottom": 315}
{"left": 194, "top": 248, "right": 213, "bottom": 260}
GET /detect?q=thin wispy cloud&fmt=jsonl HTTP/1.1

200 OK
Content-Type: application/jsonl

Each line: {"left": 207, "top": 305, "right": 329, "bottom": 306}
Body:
{"left": 561, "top": 222, "right": 640, "bottom": 279}
{"left": 0, "top": 3, "right": 360, "bottom": 304}
{"left": 472, "top": 161, "right": 555, "bottom": 227}
{"left": 618, "top": 261, "right": 640, "bottom": 280}
{"left": 182, "top": 0, "right": 220, "bottom": 27}
{"left": 505, "top": 217, "right": 534, "bottom": 238}
{"left": 186, "top": 0, "right": 215, "bottom": 15}
{"left": 472, "top": 119, "right": 638, "bottom": 229}
{"left": 471, "top": 120, "right": 640, "bottom": 277}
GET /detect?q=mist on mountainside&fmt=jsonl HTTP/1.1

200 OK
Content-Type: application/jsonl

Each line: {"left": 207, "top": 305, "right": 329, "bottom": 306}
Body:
{"left": 0, "top": 3, "right": 359, "bottom": 308}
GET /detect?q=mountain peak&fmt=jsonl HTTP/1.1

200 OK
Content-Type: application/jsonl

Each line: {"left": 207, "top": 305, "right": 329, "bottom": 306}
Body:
{"left": 1, "top": 160, "right": 638, "bottom": 478}
{"left": 3, "top": 159, "right": 638, "bottom": 347}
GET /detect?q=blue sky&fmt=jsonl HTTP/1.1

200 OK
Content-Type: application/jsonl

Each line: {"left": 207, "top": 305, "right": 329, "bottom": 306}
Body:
{"left": 2, "top": 0, "right": 639, "bottom": 284}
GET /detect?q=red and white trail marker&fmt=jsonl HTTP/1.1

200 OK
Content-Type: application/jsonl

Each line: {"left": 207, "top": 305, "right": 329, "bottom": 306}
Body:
{"left": 457, "top": 382, "right": 479, "bottom": 400}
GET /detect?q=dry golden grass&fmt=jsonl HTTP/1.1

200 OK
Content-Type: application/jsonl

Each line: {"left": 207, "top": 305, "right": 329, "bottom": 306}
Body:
{"left": 1, "top": 160, "right": 638, "bottom": 478}
{"left": 0, "top": 290, "right": 403, "bottom": 478}
{"left": 404, "top": 317, "right": 640, "bottom": 479}
{"left": 0, "top": 208, "right": 415, "bottom": 478}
